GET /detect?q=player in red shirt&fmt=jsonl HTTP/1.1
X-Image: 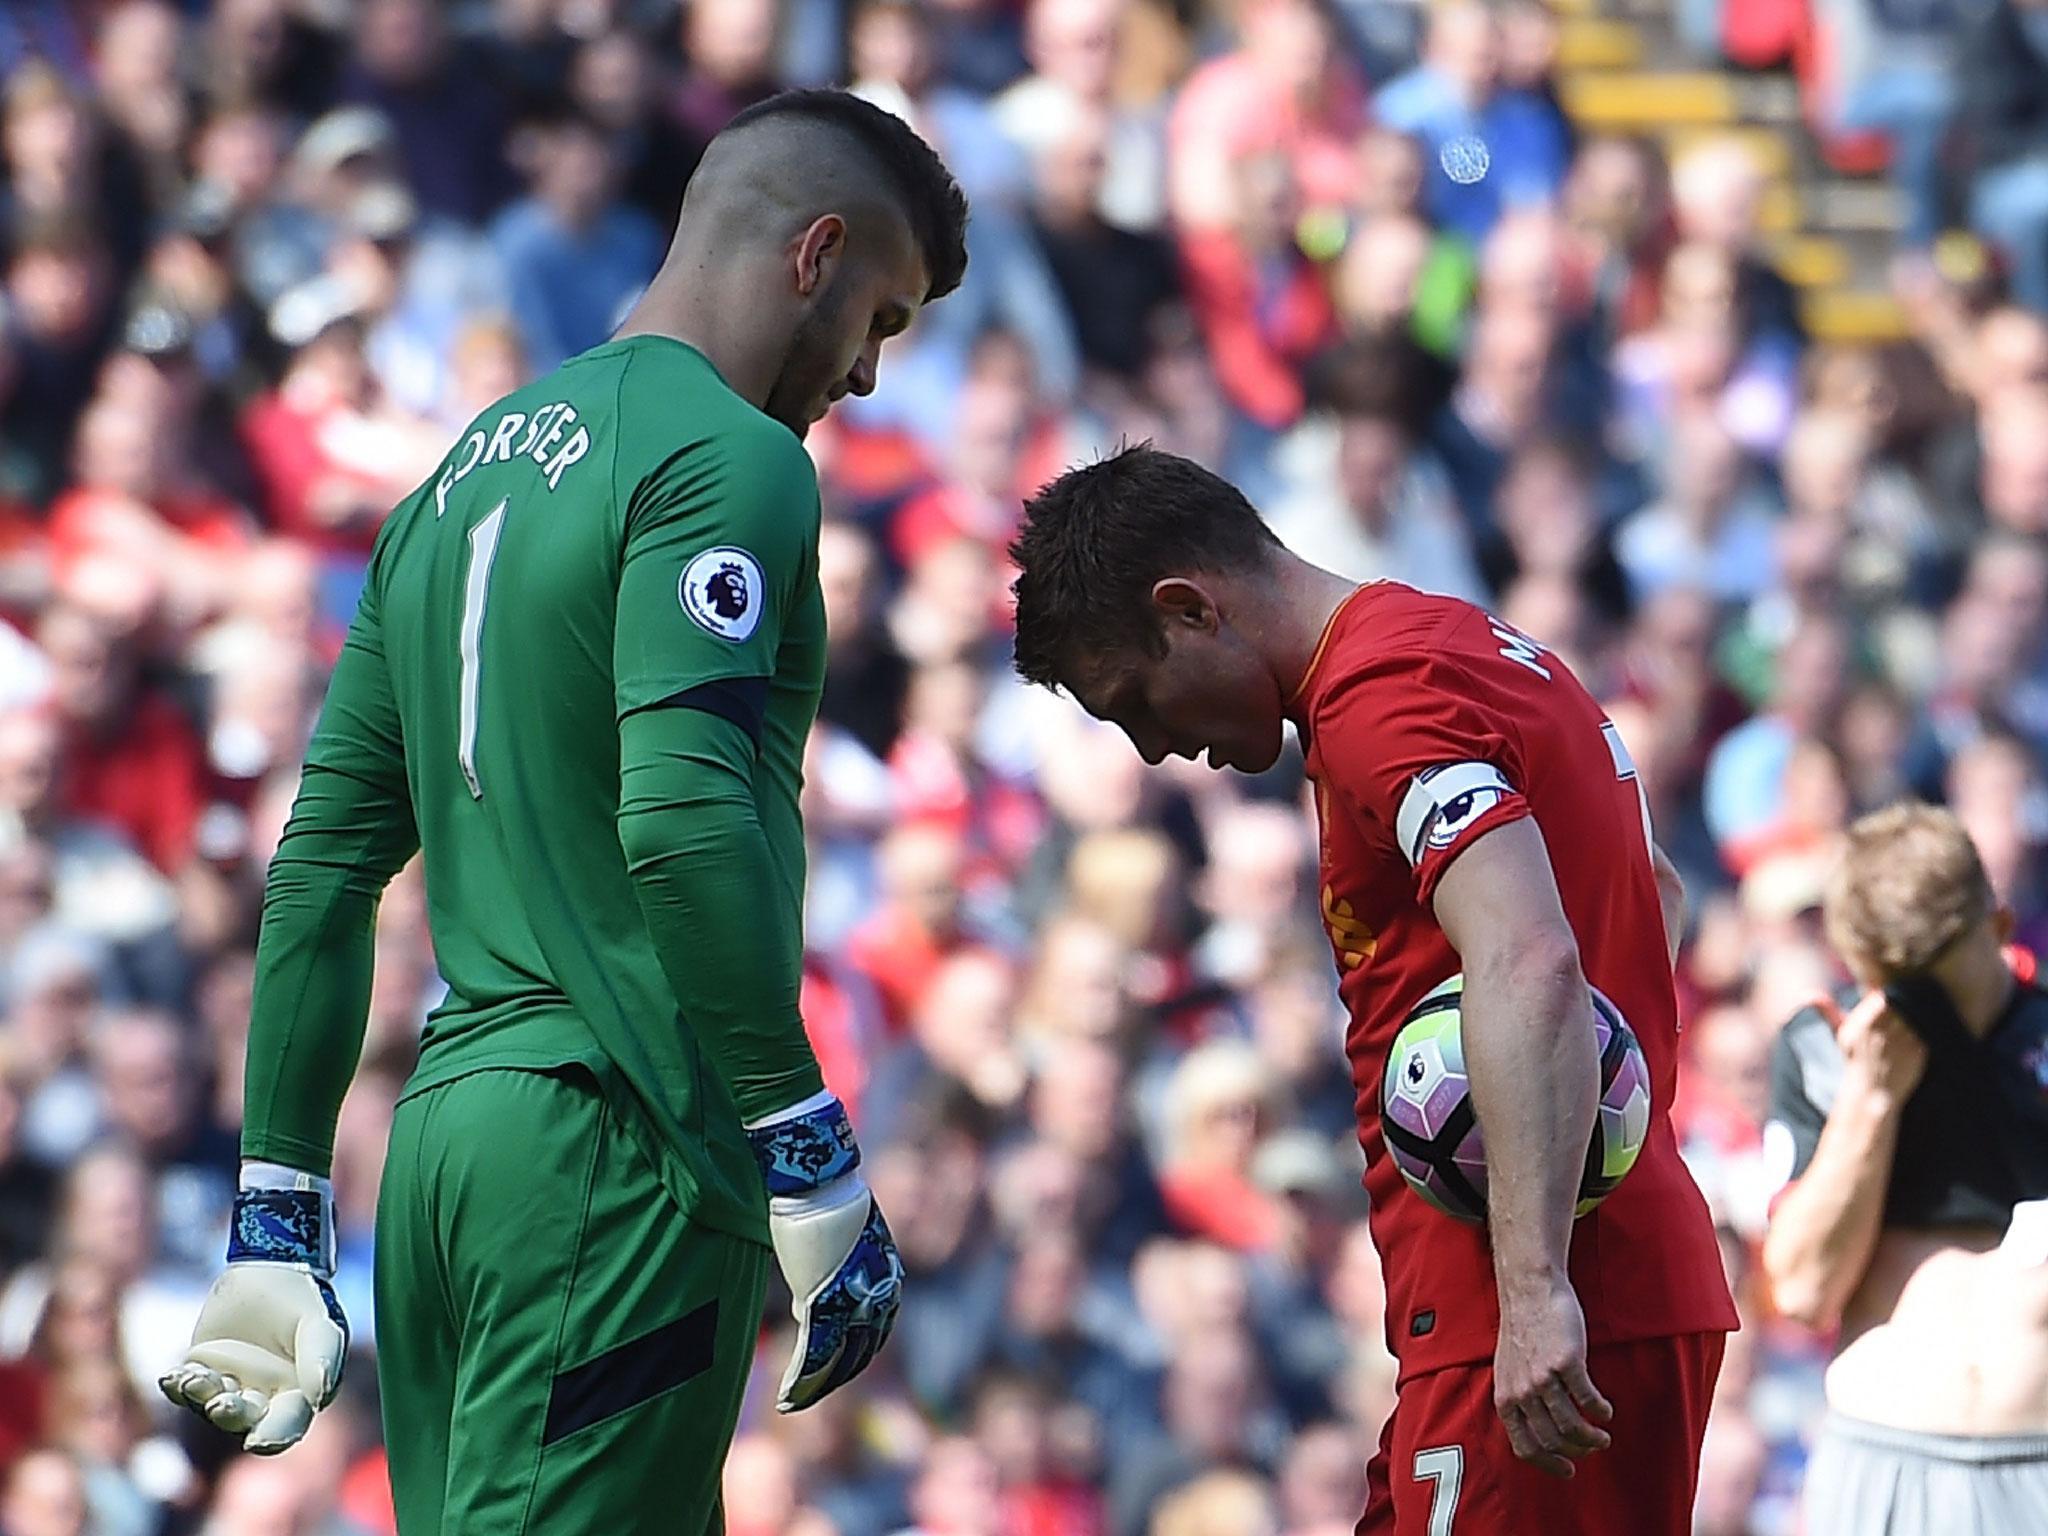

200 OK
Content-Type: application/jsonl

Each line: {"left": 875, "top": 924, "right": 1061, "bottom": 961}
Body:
{"left": 1008, "top": 447, "right": 1737, "bottom": 1533}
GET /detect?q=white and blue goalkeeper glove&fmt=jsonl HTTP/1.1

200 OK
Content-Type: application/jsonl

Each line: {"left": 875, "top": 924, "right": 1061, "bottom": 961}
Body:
{"left": 158, "top": 1164, "right": 349, "bottom": 1454}
{"left": 745, "top": 1091, "right": 903, "bottom": 1412}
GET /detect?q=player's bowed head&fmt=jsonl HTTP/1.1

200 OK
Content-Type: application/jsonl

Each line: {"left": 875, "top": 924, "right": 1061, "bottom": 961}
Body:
{"left": 613, "top": 88, "right": 969, "bottom": 441}
{"left": 1008, "top": 444, "right": 1361, "bottom": 774}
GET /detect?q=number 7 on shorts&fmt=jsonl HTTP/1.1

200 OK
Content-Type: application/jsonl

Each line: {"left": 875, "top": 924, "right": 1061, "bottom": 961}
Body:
{"left": 1413, "top": 1447, "right": 1463, "bottom": 1535}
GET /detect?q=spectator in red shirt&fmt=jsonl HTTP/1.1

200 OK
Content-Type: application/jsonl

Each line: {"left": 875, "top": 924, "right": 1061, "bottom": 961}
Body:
{"left": 1167, "top": 0, "right": 1366, "bottom": 234}
{"left": 238, "top": 296, "right": 442, "bottom": 558}
{"left": 1157, "top": 1039, "right": 1283, "bottom": 1253}
{"left": 37, "top": 603, "right": 206, "bottom": 876}
{"left": 46, "top": 382, "right": 252, "bottom": 635}
{"left": 846, "top": 820, "right": 971, "bottom": 1035}
{"left": 1180, "top": 150, "right": 1336, "bottom": 432}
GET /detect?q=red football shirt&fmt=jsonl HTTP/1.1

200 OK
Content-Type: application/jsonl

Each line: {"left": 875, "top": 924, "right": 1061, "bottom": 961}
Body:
{"left": 1292, "top": 582, "right": 1737, "bottom": 1381}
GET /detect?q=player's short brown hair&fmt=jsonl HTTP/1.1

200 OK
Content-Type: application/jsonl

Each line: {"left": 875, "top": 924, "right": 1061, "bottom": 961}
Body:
{"left": 1822, "top": 802, "right": 1994, "bottom": 979}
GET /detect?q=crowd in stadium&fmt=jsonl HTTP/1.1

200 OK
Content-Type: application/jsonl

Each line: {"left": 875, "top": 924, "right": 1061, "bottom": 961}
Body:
{"left": 0, "top": 0, "right": 2044, "bottom": 1532}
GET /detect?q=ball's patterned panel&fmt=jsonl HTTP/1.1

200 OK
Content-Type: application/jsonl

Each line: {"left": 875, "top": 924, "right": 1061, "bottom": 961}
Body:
{"left": 1381, "top": 975, "right": 1651, "bottom": 1225}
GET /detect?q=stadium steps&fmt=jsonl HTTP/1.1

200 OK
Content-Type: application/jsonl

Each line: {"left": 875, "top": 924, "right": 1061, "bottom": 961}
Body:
{"left": 1553, "top": 9, "right": 1912, "bottom": 344}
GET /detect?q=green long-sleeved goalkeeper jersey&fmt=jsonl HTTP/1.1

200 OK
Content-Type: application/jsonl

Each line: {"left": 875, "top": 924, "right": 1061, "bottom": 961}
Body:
{"left": 242, "top": 336, "right": 829, "bottom": 1246}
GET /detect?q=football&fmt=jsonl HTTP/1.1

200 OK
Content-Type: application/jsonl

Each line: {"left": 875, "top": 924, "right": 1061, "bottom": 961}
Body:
{"left": 1380, "top": 974, "right": 1651, "bottom": 1224}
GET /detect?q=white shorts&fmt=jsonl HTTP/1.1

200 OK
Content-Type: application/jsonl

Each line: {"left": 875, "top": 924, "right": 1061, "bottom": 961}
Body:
{"left": 1802, "top": 1413, "right": 2048, "bottom": 1536}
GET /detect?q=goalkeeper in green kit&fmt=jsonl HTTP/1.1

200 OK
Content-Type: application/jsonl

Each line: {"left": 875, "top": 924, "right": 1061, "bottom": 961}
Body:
{"left": 157, "top": 90, "right": 968, "bottom": 1533}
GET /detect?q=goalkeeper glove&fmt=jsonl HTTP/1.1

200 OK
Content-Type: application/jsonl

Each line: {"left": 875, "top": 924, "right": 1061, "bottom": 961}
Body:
{"left": 158, "top": 1163, "right": 349, "bottom": 1454}
{"left": 745, "top": 1091, "right": 903, "bottom": 1412}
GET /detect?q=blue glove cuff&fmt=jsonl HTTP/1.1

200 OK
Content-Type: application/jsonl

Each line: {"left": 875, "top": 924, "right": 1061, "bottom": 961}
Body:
{"left": 746, "top": 1096, "right": 861, "bottom": 1197}
{"left": 227, "top": 1187, "right": 334, "bottom": 1276}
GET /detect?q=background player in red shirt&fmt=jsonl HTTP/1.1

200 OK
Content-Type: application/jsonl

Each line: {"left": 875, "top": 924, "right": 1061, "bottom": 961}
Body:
{"left": 1008, "top": 446, "right": 1737, "bottom": 1533}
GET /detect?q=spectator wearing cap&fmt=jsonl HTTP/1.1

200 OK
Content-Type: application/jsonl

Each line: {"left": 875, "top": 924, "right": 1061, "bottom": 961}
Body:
{"left": 1373, "top": 0, "right": 1572, "bottom": 246}
{"left": 232, "top": 104, "right": 399, "bottom": 310}
{"left": 487, "top": 103, "right": 660, "bottom": 376}
{"left": 308, "top": 178, "right": 511, "bottom": 424}
{"left": 337, "top": 0, "right": 515, "bottom": 227}
{"left": 5, "top": 923, "right": 105, "bottom": 1169}
{"left": 238, "top": 278, "right": 443, "bottom": 564}
{"left": 1266, "top": 340, "right": 1484, "bottom": 601}
{"left": 138, "top": 182, "right": 266, "bottom": 392}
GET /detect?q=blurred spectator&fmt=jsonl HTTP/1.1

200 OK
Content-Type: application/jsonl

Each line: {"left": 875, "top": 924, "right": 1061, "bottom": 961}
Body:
{"left": 1703, "top": 612, "right": 1853, "bottom": 868}
{"left": 239, "top": 300, "right": 442, "bottom": 562}
{"left": 996, "top": 0, "right": 1168, "bottom": 233}
{"left": 4, "top": 219, "right": 120, "bottom": 505}
{"left": 1617, "top": 410, "right": 1781, "bottom": 606}
{"left": 1268, "top": 340, "right": 1484, "bottom": 600}
{"left": 1374, "top": 0, "right": 1572, "bottom": 244}
{"left": 569, "top": 30, "right": 697, "bottom": 232}
{"left": 1180, "top": 151, "right": 1336, "bottom": 436}
{"left": 1028, "top": 107, "right": 1181, "bottom": 384}
{"left": 0, "top": 1448, "right": 87, "bottom": 1536}
{"left": 1428, "top": 301, "right": 1558, "bottom": 528}
{"left": 1167, "top": 0, "right": 1365, "bottom": 235}
{"left": 1612, "top": 242, "right": 1800, "bottom": 467}
{"left": 669, "top": 0, "right": 784, "bottom": 170}
{"left": 1157, "top": 1040, "right": 1282, "bottom": 1252}
{"left": 1961, "top": 0, "right": 2048, "bottom": 311}
{"left": 0, "top": 5, "right": 2041, "bottom": 1531}
{"left": 1669, "top": 136, "right": 1803, "bottom": 349}
{"left": 38, "top": 601, "right": 208, "bottom": 879}
{"left": 488, "top": 104, "right": 661, "bottom": 376}
{"left": 339, "top": 0, "right": 514, "bottom": 226}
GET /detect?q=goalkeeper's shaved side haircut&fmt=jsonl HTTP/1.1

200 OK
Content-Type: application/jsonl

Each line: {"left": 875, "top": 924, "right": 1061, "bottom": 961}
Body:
{"left": 696, "top": 89, "right": 970, "bottom": 305}
{"left": 1009, "top": 444, "right": 1284, "bottom": 692}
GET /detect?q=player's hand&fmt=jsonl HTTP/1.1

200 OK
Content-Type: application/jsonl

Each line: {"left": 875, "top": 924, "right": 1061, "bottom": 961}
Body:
{"left": 159, "top": 1172, "right": 348, "bottom": 1455}
{"left": 1493, "top": 1276, "right": 1613, "bottom": 1479}
{"left": 1829, "top": 991, "right": 1928, "bottom": 1109}
{"left": 746, "top": 1093, "right": 903, "bottom": 1413}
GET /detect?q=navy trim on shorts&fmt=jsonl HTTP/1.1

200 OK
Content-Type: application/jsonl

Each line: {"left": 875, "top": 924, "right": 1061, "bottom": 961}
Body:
{"left": 542, "top": 1298, "right": 720, "bottom": 1446}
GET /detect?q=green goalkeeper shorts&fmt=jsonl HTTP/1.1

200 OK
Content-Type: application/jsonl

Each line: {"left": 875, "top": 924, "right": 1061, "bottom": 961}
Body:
{"left": 374, "top": 1064, "right": 769, "bottom": 1536}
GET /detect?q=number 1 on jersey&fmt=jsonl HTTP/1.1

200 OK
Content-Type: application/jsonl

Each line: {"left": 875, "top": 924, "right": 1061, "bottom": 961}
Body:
{"left": 458, "top": 499, "right": 508, "bottom": 799}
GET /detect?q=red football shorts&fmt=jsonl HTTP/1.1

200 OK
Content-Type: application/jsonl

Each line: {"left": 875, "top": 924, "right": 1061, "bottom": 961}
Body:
{"left": 1359, "top": 1331, "right": 1726, "bottom": 1536}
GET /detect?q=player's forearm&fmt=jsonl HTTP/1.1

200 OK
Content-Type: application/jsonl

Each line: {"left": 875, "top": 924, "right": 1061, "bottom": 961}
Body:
{"left": 1652, "top": 843, "right": 1685, "bottom": 969}
{"left": 1461, "top": 936, "right": 1599, "bottom": 1293}
{"left": 1762, "top": 1090, "right": 1903, "bottom": 1328}
{"left": 617, "top": 705, "right": 824, "bottom": 1123}
{"left": 242, "top": 764, "right": 415, "bottom": 1175}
